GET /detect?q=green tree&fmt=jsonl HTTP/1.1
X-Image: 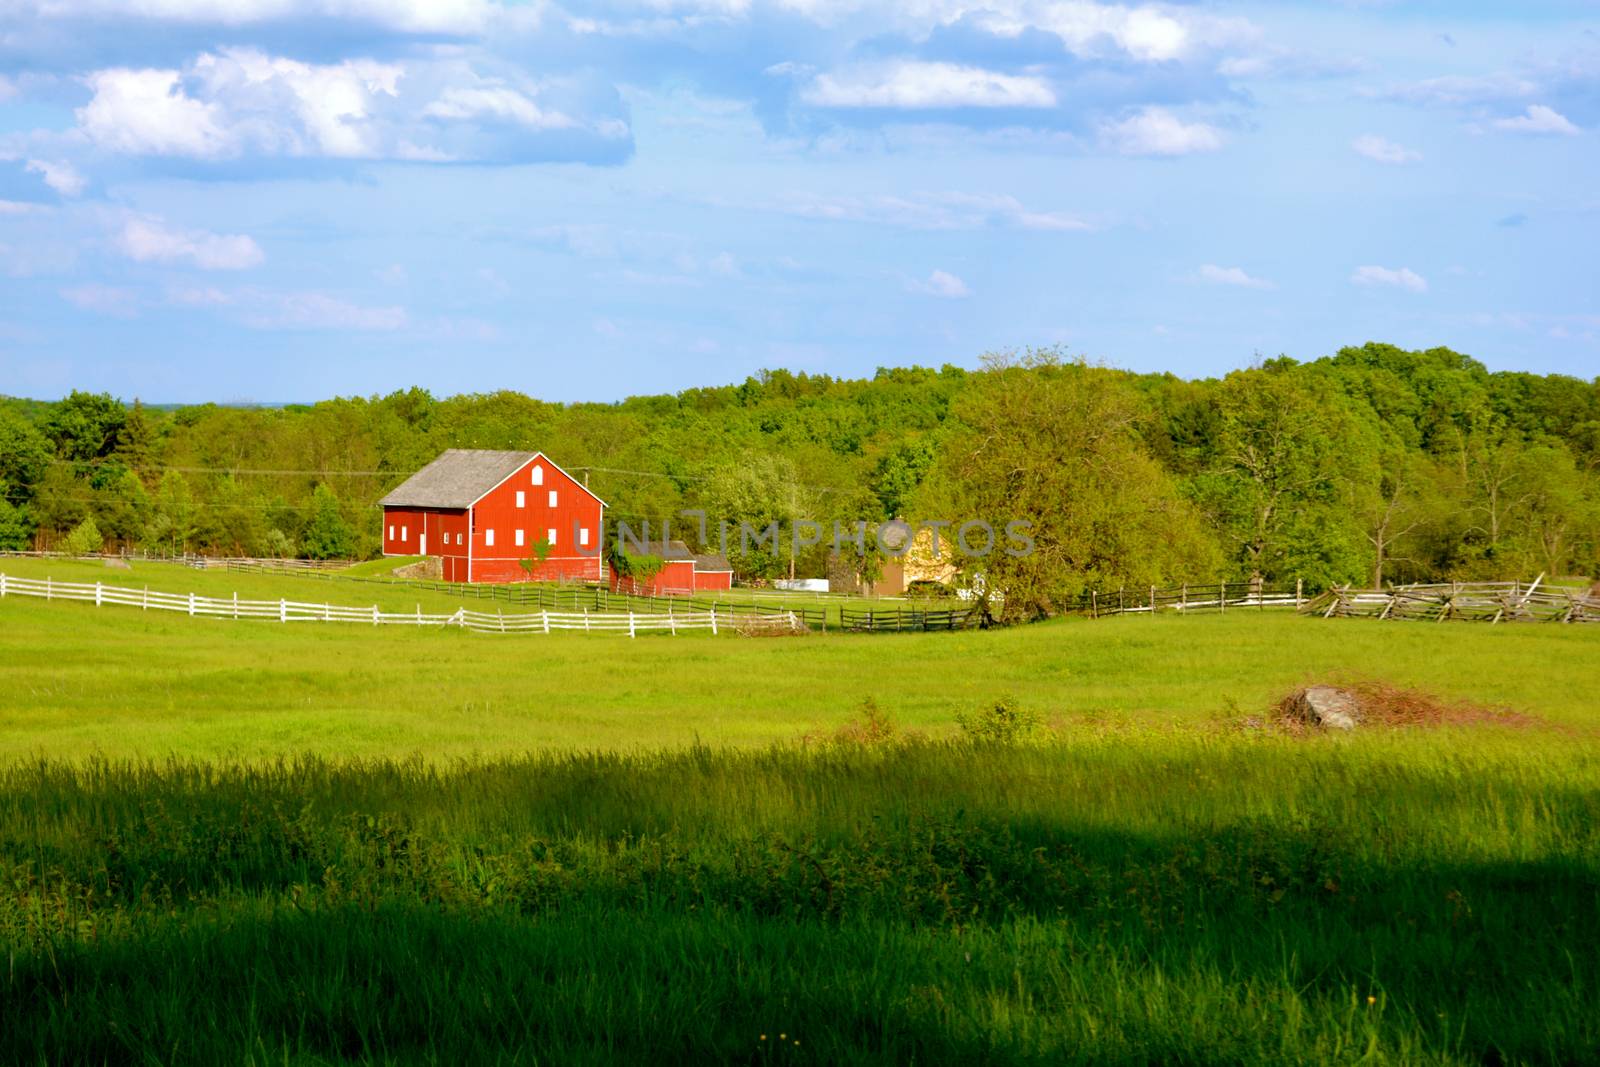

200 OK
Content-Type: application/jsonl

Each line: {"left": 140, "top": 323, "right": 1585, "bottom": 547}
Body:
{"left": 927, "top": 350, "right": 1220, "bottom": 622}
{"left": 0, "top": 499, "right": 33, "bottom": 551}
{"left": 0, "top": 408, "right": 53, "bottom": 504}
{"left": 44, "top": 391, "right": 126, "bottom": 464}
{"left": 301, "top": 484, "right": 355, "bottom": 560}
{"left": 150, "top": 471, "right": 198, "bottom": 555}
{"left": 1188, "top": 365, "right": 1370, "bottom": 586}
{"left": 61, "top": 515, "right": 103, "bottom": 556}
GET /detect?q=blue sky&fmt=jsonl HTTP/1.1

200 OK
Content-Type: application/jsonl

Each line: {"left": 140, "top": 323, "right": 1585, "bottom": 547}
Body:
{"left": 0, "top": 0, "right": 1596, "bottom": 403}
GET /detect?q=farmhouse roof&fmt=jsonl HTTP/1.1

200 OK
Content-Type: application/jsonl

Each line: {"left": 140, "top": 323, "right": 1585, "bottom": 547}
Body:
{"left": 693, "top": 553, "right": 732, "bottom": 572}
{"left": 662, "top": 539, "right": 695, "bottom": 561}
{"left": 380, "top": 448, "right": 603, "bottom": 510}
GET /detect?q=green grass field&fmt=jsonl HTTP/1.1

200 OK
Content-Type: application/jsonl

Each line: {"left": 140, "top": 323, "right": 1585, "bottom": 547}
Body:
{"left": 2, "top": 579, "right": 1597, "bottom": 1063}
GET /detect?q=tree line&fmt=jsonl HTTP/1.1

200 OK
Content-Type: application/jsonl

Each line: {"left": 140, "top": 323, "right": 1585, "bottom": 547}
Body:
{"left": 2, "top": 342, "right": 1595, "bottom": 619}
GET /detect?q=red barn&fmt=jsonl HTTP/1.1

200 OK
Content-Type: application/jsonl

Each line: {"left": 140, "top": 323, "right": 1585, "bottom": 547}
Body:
{"left": 380, "top": 449, "right": 606, "bottom": 584}
{"left": 607, "top": 540, "right": 734, "bottom": 595}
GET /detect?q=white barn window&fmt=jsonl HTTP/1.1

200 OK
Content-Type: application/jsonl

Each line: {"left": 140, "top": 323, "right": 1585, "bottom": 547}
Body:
{"left": 531, "top": 466, "right": 544, "bottom": 486}
{"left": 485, "top": 529, "right": 495, "bottom": 547}
{"left": 548, "top": 490, "right": 558, "bottom": 508}
{"left": 401, "top": 525, "right": 408, "bottom": 542}
{"left": 516, "top": 491, "right": 525, "bottom": 508}
{"left": 579, "top": 527, "right": 589, "bottom": 547}
{"left": 515, "top": 529, "right": 525, "bottom": 547}
{"left": 547, "top": 528, "right": 557, "bottom": 546}
{"left": 388, "top": 524, "right": 394, "bottom": 540}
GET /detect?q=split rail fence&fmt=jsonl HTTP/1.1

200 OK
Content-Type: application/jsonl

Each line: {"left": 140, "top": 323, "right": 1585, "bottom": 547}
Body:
{"left": 1300, "top": 579, "right": 1598, "bottom": 624}
{"left": 0, "top": 573, "right": 806, "bottom": 636}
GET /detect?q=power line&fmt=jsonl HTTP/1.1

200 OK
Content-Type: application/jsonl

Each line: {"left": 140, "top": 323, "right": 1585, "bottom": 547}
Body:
{"left": 33, "top": 460, "right": 852, "bottom": 495}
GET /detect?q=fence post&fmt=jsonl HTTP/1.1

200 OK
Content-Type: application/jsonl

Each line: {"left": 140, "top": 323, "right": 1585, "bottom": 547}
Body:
{"left": 499, "top": 609, "right": 505, "bottom": 633}
{"left": 280, "top": 598, "right": 286, "bottom": 623}
{"left": 1180, "top": 583, "right": 1186, "bottom": 612}
{"left": 710, "top": 609, "right": 717, "bottom": 636}
{"left": 542, "top": 610, "right": 550, "bottom": 635}
{"left": 46, "top": 576, "right": 51, "bottom": 601}
{"left": 233, "top": 591, "right": 239, "bottom": 619}
{"left": 1149, "top": 586, "right": 1156, "bottom": 615}
{"left": 669, "top": 612, "right": 677, "bottom": 636}
{"left": 324, "top": 602, "right": 330, "bottom": 622}
{"left": 584, "top": 608, "right": 590, "bottom": 633}
{"left": 628, "top": 611, "right": 636, "bottom": 638}
{"left": 1219, "top": 582, "right": 1226, "bottom": 614}
{"left": 1090, "top": 590, "right": 1097, "bottom": 619}
{"left": 189, "top": 592, "right": 196, "bottom": 617}
{"left": 1296, "top": 578, "right": 1303, "bottom": 609}
{"left": 96, "top": 581, "right": 103, "bottom": 608}
{"left": 373, "top": 605, "right": 380, "bottom": 626}
{"left": 416, "top": 603, "right": 421, "bottom": 625}
{"left": 0, "top": 573, "right": 6, "bottom": 598}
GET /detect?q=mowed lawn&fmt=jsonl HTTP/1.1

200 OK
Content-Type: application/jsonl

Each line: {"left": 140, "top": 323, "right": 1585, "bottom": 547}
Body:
{"left": 2, "top": 567, "right": 1597, "bottom": 761}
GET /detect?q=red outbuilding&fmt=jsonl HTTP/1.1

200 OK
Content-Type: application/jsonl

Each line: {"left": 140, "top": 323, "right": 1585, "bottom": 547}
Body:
{"left": 607, "top": 540, "right": 734, "bottom": 595}
{"left": 380, "top": 449, "right": 606, "bottom": 584}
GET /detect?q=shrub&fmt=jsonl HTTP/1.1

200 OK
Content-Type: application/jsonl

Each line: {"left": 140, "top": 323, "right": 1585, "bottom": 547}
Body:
{"left": 956, "top": 696, "right": 1044, "bottom": 744}
{"left": 61, "top": 515, "right": 103, "bottom": 556}
{"left": 806, "top": 698, "right": 911, "bottom": 747}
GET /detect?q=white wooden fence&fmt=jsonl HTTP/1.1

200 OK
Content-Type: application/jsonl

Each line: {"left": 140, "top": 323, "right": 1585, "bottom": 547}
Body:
{"left": 0, "top": 573, "right": 804, "bottom": 636}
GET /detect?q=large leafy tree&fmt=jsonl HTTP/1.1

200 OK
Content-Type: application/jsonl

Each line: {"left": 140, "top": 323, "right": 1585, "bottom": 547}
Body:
{"left": 300, "top": 484, "right": 356, "bottom": 560}
{"left": 1187, "top": 363, "right": 1372, "bottom": 587}
{"left": 926, "top": 350, "right": 1220, "bottom": 621}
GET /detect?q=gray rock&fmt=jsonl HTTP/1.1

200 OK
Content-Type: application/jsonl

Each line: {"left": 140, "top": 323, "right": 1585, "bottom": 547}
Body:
{"left": 1289, "top": 686, "right": 1362, "bottom": 731}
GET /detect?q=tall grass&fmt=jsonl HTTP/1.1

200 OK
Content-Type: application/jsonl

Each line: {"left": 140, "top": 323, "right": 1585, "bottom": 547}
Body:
{"left": 2, "top": 733, "right": 1595, "bottom": 1063}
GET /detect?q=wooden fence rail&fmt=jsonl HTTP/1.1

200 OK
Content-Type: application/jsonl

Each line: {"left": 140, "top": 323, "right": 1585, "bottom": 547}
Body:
{"left": 1299, "top": 579, "right": 1598, "bottom": 624}
{"left": 0, "top": 573, "right": 808, "bottom": 637}
{"left": 1078, "top": 582, "right": 1305, "bottom": 618}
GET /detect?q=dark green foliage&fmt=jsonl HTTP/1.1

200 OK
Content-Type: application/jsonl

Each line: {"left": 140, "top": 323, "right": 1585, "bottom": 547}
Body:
{"left": 301, "top": 483, "right": 357, "bottom": 560}
{"left": 0, "top": 740, "right": 1594, "bottom": 1063}
{"left": 0, "top": 498, "right": 31, "bottom": 550}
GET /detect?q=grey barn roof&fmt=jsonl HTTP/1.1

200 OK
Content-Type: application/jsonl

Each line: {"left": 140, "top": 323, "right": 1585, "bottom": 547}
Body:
{"left": 380, "top": 449, "right": 536, "bottom": 510}
{"left": 693, "top": 553, "right": 733, "bottom": 572}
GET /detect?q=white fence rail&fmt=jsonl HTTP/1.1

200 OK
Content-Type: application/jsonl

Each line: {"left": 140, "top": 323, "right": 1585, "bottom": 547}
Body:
{"left": 0, "top": 573, "right": 804, "bottom": 636}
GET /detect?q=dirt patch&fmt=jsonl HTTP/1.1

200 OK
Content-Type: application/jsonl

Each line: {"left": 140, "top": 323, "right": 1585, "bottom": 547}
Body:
{"left": 1262, "top": 680, "right": 1544, "bottom": 734}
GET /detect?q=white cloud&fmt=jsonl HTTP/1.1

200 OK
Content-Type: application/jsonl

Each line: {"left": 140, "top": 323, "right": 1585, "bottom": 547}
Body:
{"left": 1491, "top": 104, "right": 1579, "bottom": 136}
{"left": 190, "top": 49, "right": 403, "bottom": 158}
{"left": 1379, "top": 73, "right": 1538, "bottom": 108}
{"left": 247, "top": 292, "right": 408, "bottom": 330}
{"left": 768, "top": 190, "right": 1091, "bottom": 231}
{"left": 1351, "top": 134, "right": 1420, "bottom": 164}
{"left": 1198, "top": 264, "right": 1272, "bottom": 289}
{"left": 29, "top": 0, "right": 506, "bottom": 35}
{"left": 60, "top": 284, "right": 139, "bottom": 317}
{"left": 72, "top": 48, "right": 627, "bottom": 164}
{"left": 423, "top": 85, "right": 576, "bottom": 129}
{"left": 909, "top": 269, "right": 971, "bottom": 298}
{"left": 25, "top": 159, "right": 88, "bottom": 197}
{"left": 1100, "top": 107, "right": 1223, "bottom": 156}
{"left": 0, "top": 200, "right": 47, "bottom": 215}
{"left": 1351, "top": 265, "right": 1427, "bottom": 293}
{"left": 802, "top": 61, "right": 1056, "bottom": 109}
{"left": 943, "top": 1, "right": 1256, "bottom": 64}
{"left": 0, "top": 75, "right": 17, "bottom": 102}
{"left": 77, "top": 67, "right": 234, "bottom": 157}
{"left": 116, "top": 215, "right": 265, "bottom": 270}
